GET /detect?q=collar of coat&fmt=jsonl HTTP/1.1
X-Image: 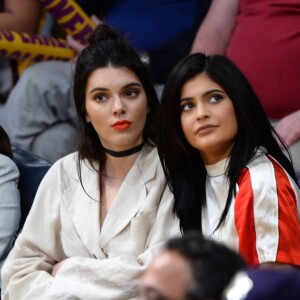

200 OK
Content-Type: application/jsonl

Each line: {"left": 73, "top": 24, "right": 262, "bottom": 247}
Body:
{"left": 62, "top": 144, "right": 160, "bottom": 253}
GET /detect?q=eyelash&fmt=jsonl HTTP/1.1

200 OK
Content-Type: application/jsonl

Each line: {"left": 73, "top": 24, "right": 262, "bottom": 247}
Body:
{"left": 95, "top": 94, "right": 107, "bottom": 102}
{"left": 209, "top": 93, "right": 223, "bottom": 103}
{"left": 125, "top": 89, "right": 140, "bottom": 98}
{"left": 180, "top": 93, "right": 224, "bottom": 111}
{"left": 180, "top": 102, "right": 194, "bottom": 111}
{"left": 94, "top": 89, "right": 140, "bottom": 102}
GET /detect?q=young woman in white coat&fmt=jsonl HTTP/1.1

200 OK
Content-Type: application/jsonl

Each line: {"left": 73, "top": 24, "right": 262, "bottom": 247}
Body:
{"left": 1, "top": 25, "right": 180, "bottom": 300}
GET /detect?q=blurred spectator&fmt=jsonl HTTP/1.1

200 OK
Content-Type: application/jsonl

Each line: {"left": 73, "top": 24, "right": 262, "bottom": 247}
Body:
{"left": 139, "top": 232, "right": 246, "bottom": 300}
{"left": 0, "top": 126, "right": 20, "bottom": 290}
{"left": 0, "top": 0, "right": 42, "bottom": 102}
{"left": 190, "top": 0, "right": 300, "bottom": 170}
{"left": 0, "top": 0, "right": 212, "bottom": 163}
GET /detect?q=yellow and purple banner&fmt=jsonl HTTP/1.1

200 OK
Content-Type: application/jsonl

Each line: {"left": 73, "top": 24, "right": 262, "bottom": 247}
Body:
{"left": 0, "top": 0, "right": 94, "bottom": 70}
{"left": 40, "top": 0, "right": 96, "bottom": 44}
{"left": 0, "top": 30, "right": 75, "bottom": 62}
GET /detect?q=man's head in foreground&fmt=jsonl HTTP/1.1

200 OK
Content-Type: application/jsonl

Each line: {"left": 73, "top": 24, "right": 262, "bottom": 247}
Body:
{"left": 138, "top": 232, "right": 246, "bottom": 300}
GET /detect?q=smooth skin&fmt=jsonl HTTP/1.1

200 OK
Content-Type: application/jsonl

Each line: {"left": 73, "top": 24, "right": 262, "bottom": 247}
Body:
{"left": 85, "top": 66, "right": 148, "bottom": 152}
{"left": 180, "top": 73, "right": 238, "bottom": 165}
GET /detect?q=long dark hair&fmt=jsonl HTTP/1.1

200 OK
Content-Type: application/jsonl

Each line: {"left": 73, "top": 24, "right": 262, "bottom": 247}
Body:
{"left": 0, "top": 126, "right": 13, "bottom": 159}
{"left": 157, "top": 53, "right": 298, "bottom": 233}
{"left": 73, "top": 24, "right": 159, "bottom": 172}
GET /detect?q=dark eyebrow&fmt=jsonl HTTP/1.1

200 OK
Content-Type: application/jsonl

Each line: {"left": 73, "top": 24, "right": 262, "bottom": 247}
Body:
{"left": 89, "top": 87, "right": 108, "bottom": 94}
{"left": 180, "top": 88, "right": 225, "bottom": 103}
{"left": 123, "top": 82, "right": 142, "bottom": 89}
{"left": 89, "top": 82, "right": 142, "bottom": 94}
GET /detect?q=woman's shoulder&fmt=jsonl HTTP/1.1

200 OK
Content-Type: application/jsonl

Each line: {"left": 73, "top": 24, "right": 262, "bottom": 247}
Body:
{"left": 244, "top": 149, "right": 298, "bottom": 190}
{"left": 46, "top": 152, "right": 98, "bottom": 182}
{"left": 47, "top": 151, "right": 75, "bottom": 168}
{"left": 42, "top": 152, "right": 79, "bottom": 183}
{"left": 245, "top": 148, "right": 275, "bottom": 171}
{"left": 53, "top": 152, "right": 78, "bottom": 166}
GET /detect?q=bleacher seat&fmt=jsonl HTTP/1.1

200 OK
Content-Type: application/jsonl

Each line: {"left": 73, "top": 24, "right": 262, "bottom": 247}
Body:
{"left": 13, "top": 147, "right": 51, "bottom": 230}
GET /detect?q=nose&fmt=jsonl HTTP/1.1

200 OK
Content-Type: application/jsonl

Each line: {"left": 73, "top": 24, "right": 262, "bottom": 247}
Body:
{"left": 196, "top": 102, "right": 210, "bottom": 120}
{"left": 112, "top": 96, "right": 126, "bottom": 116}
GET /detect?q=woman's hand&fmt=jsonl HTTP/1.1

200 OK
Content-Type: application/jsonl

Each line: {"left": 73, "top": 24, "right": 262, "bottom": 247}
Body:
{"left": 51, "top": 259, "right": 68, "bottom": 277}
{"left": 67, "top": 15, "right": 102, "bottom": 62}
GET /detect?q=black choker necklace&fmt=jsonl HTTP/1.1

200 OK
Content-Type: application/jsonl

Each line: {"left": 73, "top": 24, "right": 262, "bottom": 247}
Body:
{"left": 103, "top": 142, "right": 144, "bottom": 157}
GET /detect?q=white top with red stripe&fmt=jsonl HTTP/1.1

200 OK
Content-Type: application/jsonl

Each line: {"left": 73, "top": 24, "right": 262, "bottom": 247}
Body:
{"left": 202, "top": 149, "right": 300, "bottom": 266}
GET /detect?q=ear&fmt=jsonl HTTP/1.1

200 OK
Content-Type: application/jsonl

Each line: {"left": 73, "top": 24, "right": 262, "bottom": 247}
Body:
{"left": 147, "top": 106, "right": 151, "bottom": 113}
{"left": 86, "top": 115, "right": 91, "bottom": 123}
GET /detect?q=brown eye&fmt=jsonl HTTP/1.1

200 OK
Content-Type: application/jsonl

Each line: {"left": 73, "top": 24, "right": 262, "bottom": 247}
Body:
{"left": 95, "top": 94, "right": 107, "bottom": 102}
{"left": 125, "top": 89, "right": 139, "bottom": 98}
{"left": 181, "top": 102, "right": 194, "bottom": 111}
{"left": 209, "top": 94, "right": 223, "bottom": 103}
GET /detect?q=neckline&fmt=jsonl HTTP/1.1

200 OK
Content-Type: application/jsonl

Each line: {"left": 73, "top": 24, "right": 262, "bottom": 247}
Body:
{"left": 205, "top": 157, "right": 229, "bottom": 177}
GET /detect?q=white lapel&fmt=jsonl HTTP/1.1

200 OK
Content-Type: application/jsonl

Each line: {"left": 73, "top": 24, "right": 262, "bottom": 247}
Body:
{"left": 62, "top": 159, "right": 105, "bottom": 258}
{"left": 62, "top": 146, "right": 157, "bottom": 255}
{"left": 99, "top": 145, "right": 157, "bottom": 248}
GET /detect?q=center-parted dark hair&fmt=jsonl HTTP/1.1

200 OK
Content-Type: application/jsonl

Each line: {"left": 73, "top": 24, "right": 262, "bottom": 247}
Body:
{"left": 73, "top": 24, "right": 159, "bottom": 171}
{"left": 166, "top": 232, "right": 246, "bottom": 300}
{"left": 157, "top": 53, "right": 298, "bottom": 233}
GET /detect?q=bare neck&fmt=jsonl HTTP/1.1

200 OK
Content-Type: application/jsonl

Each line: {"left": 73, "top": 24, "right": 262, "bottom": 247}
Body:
{"left": 102, "top": 152, "right": 139, "bottom": 181}
{"left": 99, "top": 152, "right": 140, "bottom": 228}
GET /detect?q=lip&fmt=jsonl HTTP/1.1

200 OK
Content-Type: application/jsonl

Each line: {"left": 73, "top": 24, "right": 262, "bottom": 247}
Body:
{"left": 112, "top": 120, "right": 132, "bottom": 130}
{"left": 195, "top": 124, "right": 218, "bottom": 135}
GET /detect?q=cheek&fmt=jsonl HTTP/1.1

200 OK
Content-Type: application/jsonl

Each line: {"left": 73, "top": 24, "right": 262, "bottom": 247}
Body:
{"left": 181, "top": 116, "right": 193, "bottom": 141}
{"left": 85, "top": 106, "right": 104, "bottom": 131}
{"left": 222, "top": 108, "right": 238, "bottom": 137}
{"left": 136, "top": 103, "right": 149, "bottom": 122}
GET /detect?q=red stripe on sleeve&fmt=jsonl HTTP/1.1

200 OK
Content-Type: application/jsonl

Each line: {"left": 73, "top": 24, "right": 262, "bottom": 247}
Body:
{"left": 270, "top": 157, "right": 300, "bottom": 266}
{"left": 235, "top": 167, "right": 259, "bottom": 266}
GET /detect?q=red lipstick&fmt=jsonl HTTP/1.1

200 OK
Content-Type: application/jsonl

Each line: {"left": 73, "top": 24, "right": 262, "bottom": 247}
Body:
{"left": 112, "top": 120, "right": 132, "bottom": 130}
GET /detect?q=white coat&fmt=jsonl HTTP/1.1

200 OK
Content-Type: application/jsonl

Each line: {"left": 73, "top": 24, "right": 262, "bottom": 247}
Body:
{"left": 1, "top": 145, "right": 180, "bottom": 299}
